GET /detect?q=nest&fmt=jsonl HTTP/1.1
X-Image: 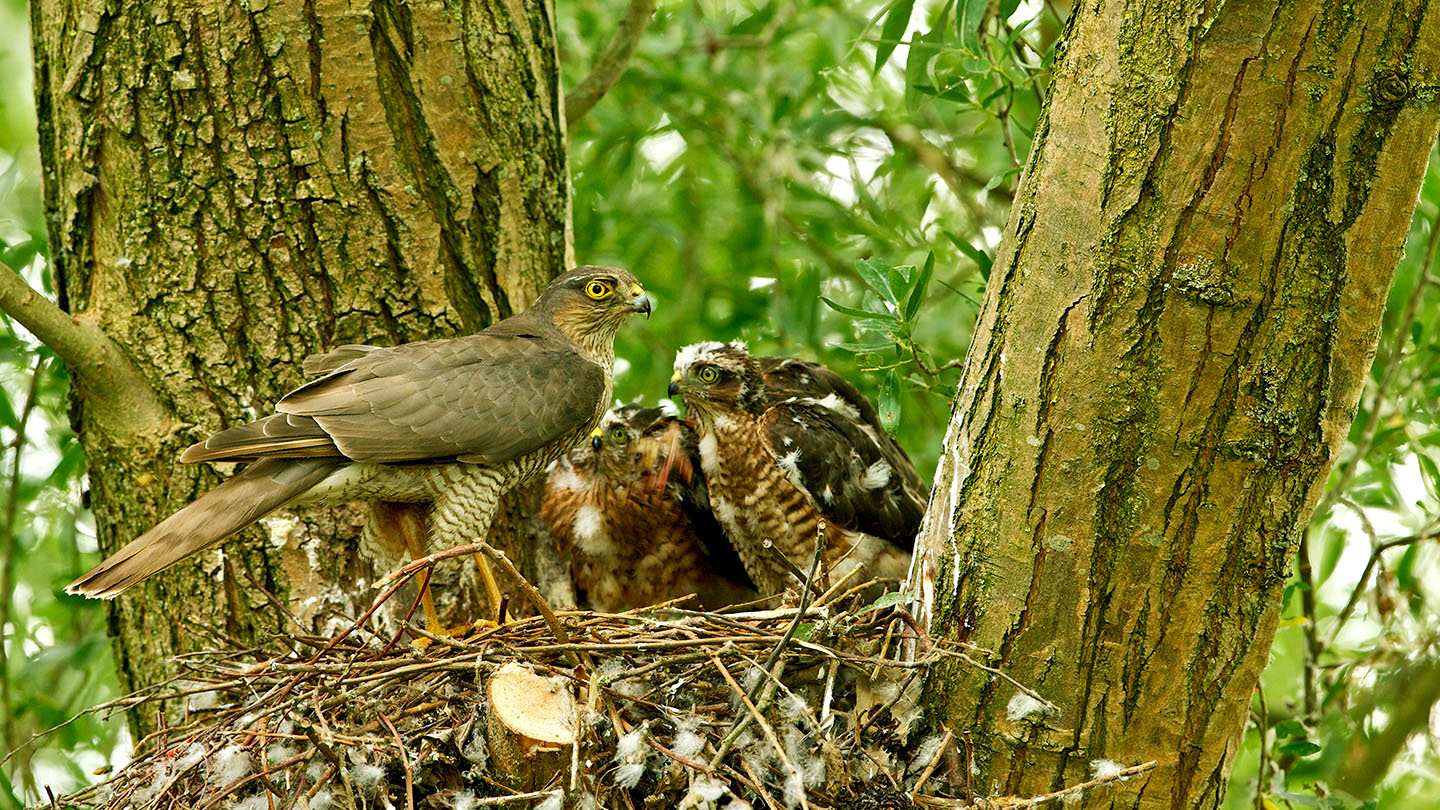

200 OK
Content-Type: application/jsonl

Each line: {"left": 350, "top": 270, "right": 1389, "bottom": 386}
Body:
{"left": 52, "top": 544, "right": 1153, "bottom": 810}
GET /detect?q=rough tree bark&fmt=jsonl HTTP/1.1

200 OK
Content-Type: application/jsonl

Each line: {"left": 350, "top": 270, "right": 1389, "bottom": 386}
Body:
{"left": 28, "top": 0, "right": 571, "bottom": 702}
{"left": 911, "top": 2, "right": 1440, "bottom": 808}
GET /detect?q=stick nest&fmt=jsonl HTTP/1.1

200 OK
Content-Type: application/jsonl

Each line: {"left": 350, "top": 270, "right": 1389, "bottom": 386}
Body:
{"left": 52, "top": 572, "right": 1151, "bottom": 810}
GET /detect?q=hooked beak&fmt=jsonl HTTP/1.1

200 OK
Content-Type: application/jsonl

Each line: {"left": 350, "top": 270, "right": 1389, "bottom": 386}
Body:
{"left": 629, "top": 288, "right": 652, "bottom": 319}
{"left": 590, "top": 428, "right": 603, "bottom": 451}
{"left": 667, "top": 372, "right": 681, "bottom": 398}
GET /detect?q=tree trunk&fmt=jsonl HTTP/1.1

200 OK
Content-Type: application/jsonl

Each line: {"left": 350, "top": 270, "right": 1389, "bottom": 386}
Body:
{"left": 29, "top": 0, "right": 570, "bottom": 704}
{"left": 912, "top": 3, "right": 1440, "bottom": 808}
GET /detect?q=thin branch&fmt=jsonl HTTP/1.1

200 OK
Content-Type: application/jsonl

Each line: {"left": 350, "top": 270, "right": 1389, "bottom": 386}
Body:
{"left": 1253, "top": 683, "right": 1270, "bottom": 810}
{"left": 1335, "top": 655, "right": 1440, "bottom": 797}
{"left": 1323, "top": 517, "right": 1440, "bottom": 651}
{"left": 705, "top": 648, "right": 809, "bottom": 810}
{"left": 564, "top": 0, "right": 657, "bottom": 124}
{"left": 991, "top": 761, "right": 1156, "bottom": 809}
{"left": 0, "top": 258, "right": 170, "bottom": 437}
{"left": 1295, "top": 530, "right": 1322, "bottom": 724}
{"left": 0, "top": 356, "right": 44, "bottom": 796}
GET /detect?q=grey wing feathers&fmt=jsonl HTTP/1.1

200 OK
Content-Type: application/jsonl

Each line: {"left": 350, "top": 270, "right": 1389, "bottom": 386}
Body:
{"left": 278, "top": 334, "right": 606, "bottom": 464}
{"left": 761, "top": 399, "right": 927, "bottom": 549}
{"left": 302, "top": 344, "right": 383, "bottom": 377}
{"left": 180, "top": 413, "right": 342, "bottom": 463}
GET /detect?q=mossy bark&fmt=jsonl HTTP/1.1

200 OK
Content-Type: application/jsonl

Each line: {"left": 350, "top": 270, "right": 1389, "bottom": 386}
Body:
{"left": 912, "top": 2, "right": 1440, "bottom": 808}
{"left": 30, "top": 0, "right": 571, "bottom": 710}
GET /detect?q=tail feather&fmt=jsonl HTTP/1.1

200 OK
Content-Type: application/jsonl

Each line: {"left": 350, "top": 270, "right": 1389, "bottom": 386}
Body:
{"left": 66, "top": 458, "right": 343, "bottom": 599}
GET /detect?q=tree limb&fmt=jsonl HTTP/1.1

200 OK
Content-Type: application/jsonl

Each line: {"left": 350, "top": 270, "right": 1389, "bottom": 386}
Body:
{"left": 564, "top": 0, "right": 657, "bottom": 125}
{"left": 1335, "top": 654, "right": 1440, "bottom": 797}
{"left": 0, "top": 259, "right": 171, "bottom": 438}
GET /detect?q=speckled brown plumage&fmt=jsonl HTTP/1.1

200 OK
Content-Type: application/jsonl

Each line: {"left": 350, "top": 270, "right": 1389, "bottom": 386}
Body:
{"left": 68, "top": 267, "right": 651, "bottom": 598}
{"left": 669, "top": 342, "right": 927, "bottom": 595}
{"left": 541, "top": 404, "right": 758, "bottom": 611}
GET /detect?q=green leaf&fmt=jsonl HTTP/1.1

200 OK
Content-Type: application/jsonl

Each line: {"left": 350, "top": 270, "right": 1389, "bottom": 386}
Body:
{"left": 874, "top": 0, "right": 916, "bottom": 74}
{"left": 906, "top": 251, "right": 934, "bottom": 321}
{"left": 820, "top": 296, "right": 884, "bottom": 320}
{"left": 46, "top": 441, "right": 86, "bottom": 487}
{"left": 911, "top": 82, "right": 972, "bottom": 103}
{"left": 999, "top": 0, "right": 1023, "bottom": 21}
{"left": 878, "top": 369, "right": 901, "bottom": 432}
{"left": 0, "top": 389, "right": 17, "bottom": 431}
{"left": 1276, "top": 740, "right": 1322, "bottom": 757}
{"left": 864, "top": 590, "right": 910, "bottom": 612}
{"left": 947, "top": 233, "right": 994, "bottom": 279}
{"left": 1274, "top": 719, "right": 1307, "bottom": 738}
{"left": 856, "top": 257, "right": 898, "bottom": 305}
{"left": 956, "top": 0, "right": 988, "bottom": 54}
{"left": 984, "top": 167, "right": 1022, "bottom": 191}
{"left": 1418, "top": 451, "right": 1440, "bottom": 498}
{"left": 832, "top": 341, "right": 898, "bottom": 354}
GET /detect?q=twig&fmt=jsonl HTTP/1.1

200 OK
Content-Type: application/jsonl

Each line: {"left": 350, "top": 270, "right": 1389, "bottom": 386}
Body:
{"left": 763, "top": 538, "right": 811, "bottom": 585}
{"left": 472, "top": 790, "right": 572, "bottom": 806}
{"left": 0, "top": 355, "right": 44, "bottom": 782}
{"left": 474, "top": 539, "right": 592, "bottom": 671}
{"left": 1322, "top": 519, "right": 1440, "bottom": 650}
{"left": 984, "top": 760, "right": 1156, "bottom": 808}
{"left": 1295, "top": 529, "right": 1322, "bottom": 724}
{"left": 754, "top": 521, "right": 827, "bottom": 694}
{"left": 911, "top": 729, "right": 954, "bottom": 797}
{"left": 1253, "top": 683, "right": 1270, "bottom": 810}
{"left": 379, "top": 713, "right": 414, "bottom": 810}
{"left": 564, "top": 0, "right": 657, "bottom": 124}
{"left": 706, "top": 649, "right": 808, "bottom": 809}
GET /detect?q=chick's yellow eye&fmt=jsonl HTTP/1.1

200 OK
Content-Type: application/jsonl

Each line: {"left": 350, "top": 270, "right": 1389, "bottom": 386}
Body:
{"left": 610, "top": 427, "right": 628, "bottom": 442}
{"left": 697, "top": 366, "right": 719, "bottom": 384}
{"left": 585, "top": 280, "right": 613, "bottom": 299}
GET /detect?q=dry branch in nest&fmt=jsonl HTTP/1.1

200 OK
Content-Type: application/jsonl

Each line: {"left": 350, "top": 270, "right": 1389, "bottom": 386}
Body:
{"left": 47, "top": 549, "right": 1153, "bottom": 810}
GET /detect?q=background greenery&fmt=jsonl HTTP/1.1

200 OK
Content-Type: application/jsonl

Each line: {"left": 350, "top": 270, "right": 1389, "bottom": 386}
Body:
{"left": 0, "top": 0, "right": 1435, "bottom": 807}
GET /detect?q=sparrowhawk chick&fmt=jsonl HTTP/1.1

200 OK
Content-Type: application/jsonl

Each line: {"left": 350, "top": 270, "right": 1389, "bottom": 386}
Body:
{"left": 542, "top": 403, "right": 758, "bottom": 612}
{"left": 668, "top": 342, "right": 927, "bottom": 596}
{"left": 68, "top": 267, "right": 652, "bottom": 600}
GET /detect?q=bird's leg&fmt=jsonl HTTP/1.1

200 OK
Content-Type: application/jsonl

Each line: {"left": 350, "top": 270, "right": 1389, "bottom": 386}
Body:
{"left": 370, "top": 502, "right": 444, "bottom": 635}
{"left": 428, "top": 466, "right": 508, "bottom": 629}
{"left": 473, "top": 551, "right": 506, "bottom": 624}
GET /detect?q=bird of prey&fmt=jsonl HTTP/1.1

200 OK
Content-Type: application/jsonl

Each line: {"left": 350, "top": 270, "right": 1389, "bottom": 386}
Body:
{"left": 68, "top": 267, "right": 652, "bottom": 624}
{"left": 668, "top": 342, "right": 926, "bottom": 595}
{"left": 541, "top": 403, "right": 758, "bottom": 612}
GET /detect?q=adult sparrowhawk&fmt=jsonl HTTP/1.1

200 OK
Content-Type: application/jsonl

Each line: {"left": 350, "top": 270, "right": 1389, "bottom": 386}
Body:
{"left": 67, "top": 267, "right": 652, "bottom": 610}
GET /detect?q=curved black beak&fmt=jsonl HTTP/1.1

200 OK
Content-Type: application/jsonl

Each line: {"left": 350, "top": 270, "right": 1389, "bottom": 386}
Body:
{"left": 630, "top": 291, "right": 652, "bottom": 319}
{"left": 590, "top": 430, "right": 603, "bottom": 451}
{"left": 667, "top": 380, "right": 680, "bottom": 398}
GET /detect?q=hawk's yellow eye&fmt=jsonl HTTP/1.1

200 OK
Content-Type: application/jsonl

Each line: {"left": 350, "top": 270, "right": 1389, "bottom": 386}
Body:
{"left": 696, "top": 366, "right": 719, "bottom": 384}
{"left": 609, "top": 426, "right": 628, "bottom": 443}
{"left": 585, "top": 280, "right": 614, "bottom": 300}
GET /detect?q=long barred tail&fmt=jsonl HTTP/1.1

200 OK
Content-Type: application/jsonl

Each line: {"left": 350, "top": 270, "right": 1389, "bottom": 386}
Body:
{"left": 66, "top": 458, "right": 342, "bottom": 599}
